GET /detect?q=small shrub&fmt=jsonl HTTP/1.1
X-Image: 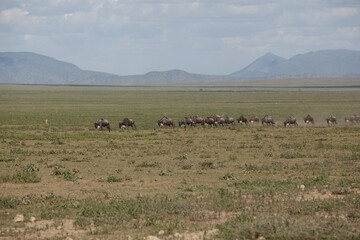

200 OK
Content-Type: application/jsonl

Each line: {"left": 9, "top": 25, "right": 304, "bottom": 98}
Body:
{"left": 23, "top": 164, "right": 39, "bottom": 172}
{"left": 107, "top": 175, "right": 123, "bottom": 182}
{"left": 159, "top": 170, "right": 171, "bottom": 176}
{"left": 229, "top": 154, "right": 237, "bottom": 161}
{"left": 280, "top": 152, "right": 305, "bottom": 159}
{"left": 0, "top": 197, "right": 21, "bottom": 209}
{"left": 12, "top": 171, "right": 41, "bottom": 183}
{"left": 303, "top": 175, "right": 328, "bottom": 188}
{"left": 10, "top": 148, "right": 28, "bottom": 155}
{"left": 181, "top": 164, "right": 193, "bottom": 170}
{"left": 51, "top": 138, "right": 64, "bottom": 145}
{"left": 243, "top": 163, "right": 260, "bottom": 171}
{"left": 331, "top": 188, "right": 350, "bottom": 195}
{"left": 337, "top": 153, "right": 360, "bottom": 161}
{"left": 136, "top": 162, "right": 160, "bottom": 168}
{"left": 10, "top": 164, "right": 41, "bottom": 183}
{"left": 223, "top": 173, "right": 237, "bottom": 180}
{"left": 199, "top": 153, "right": 211, "bottom": 159}
{"left": 199, "top": 161, "right": 216, "bottom": 169}
{"left": 174, "top": 153, "right": 187, "bottom": 160}
{"left": 52, "top": 167, "right": 80, "bottom": 181}
{"left": 0, "top": 157, "right": 15, "bottom": 162}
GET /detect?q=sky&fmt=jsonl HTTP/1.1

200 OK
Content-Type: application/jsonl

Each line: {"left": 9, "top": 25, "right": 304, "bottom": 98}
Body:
{"left": 0, "top": 0, "right": 360, "bottom": 76}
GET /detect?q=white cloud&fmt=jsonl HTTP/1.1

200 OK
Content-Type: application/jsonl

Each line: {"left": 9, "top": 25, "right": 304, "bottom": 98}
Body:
{"left": 0, "top": 0, "right": 360, "bottom": 75}
{"left": 0, "top": 8, "right": 29, "bottom": 24}
{"left": 330, "top": 7, "right": 357, "bottom": 17}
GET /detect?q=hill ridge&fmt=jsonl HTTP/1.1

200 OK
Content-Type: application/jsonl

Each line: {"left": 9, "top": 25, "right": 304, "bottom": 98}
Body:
{"left": 1, "top": 49, "right": 360, "bottom": 84}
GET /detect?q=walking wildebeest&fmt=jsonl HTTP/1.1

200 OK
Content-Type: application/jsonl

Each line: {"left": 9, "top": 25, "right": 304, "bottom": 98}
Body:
{"left": 158, "top": 117, "right": 174, "bottom": 127}
{"left": 262, "top": 115, "right": 274, "bottom": 126}
{"left": 304, "top": 114, "right": 315, "bottom": 125}
{"left": 94, "top": 118, "right": 111, "bottom": 132}
{"left": 225, "top": 117, "right": 235, "bottom": 125}
{"left": 185, "top": 117, "right": 195, "bottom": 126}
{"left": 179, "top": 119, "right": 186, "bottom": 127}
{"left": 355, "top": 115, "right": 360, "bottom": 123}
{"left": 214, "top": 116, "right": 225, "bottom": 126}
{"left": 201, "top": 117, "right": 216, "bottom": 127}
{"left": 237, "top": 116, "right": 248, "bottom": 125}
{"left": 249, "top": 116, "right": 260, "bottom": 123}
{"left": 345, "top": 115, "right": 360, "bottom": 124}
{"left": 326, "top": 116, "right": 337, "bottom": 125}
{"left": 119, "top": 118, "right": 136, "bottom": 129}
{"left": 283, "top": 117, "right": 298, "bottom": 127}
{"left": 210, "top": 114, "right": 221, "bottom": 120}
{"left": 192, "top": 116, "right": 204, "bottom": 126}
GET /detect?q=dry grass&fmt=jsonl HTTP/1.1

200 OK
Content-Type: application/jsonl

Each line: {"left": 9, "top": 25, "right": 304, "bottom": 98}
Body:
{"left": 0, "top": 84, "right": 360, "bottom": 239}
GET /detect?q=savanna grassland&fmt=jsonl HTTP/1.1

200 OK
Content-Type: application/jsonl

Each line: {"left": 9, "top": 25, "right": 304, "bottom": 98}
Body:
{"left": 0, "top": 84, "right": 360, "bottom": 240}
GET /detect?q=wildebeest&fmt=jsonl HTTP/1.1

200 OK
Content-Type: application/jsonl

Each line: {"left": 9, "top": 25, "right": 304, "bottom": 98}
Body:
{"left": 94, "top": 118, "right": 111, "bottom": 132}
{"left": 283, "top": 117, "right": 298, "bottom": 126}
{"left": 304, "top": 114, "right": 315, "bottom": 125}
{"left": 210, "top": 114, "right": 221, "bottom": 120}
{"left": 345, "top": 115, "right": 360, "bottom": 124}
{"left": 192, "top": 116, "right": 204, "bottom": 126}
{"left": 249, "top": 116, "right": 260, "bottom": 123}
{"left": 185, "top": 117, "right": 195, "bottom": 127}
{"left": 237, "top": 115, "right": 248, "bottom": 125}
{"left": 119, "top": 118, "right": 136, "bottom": 129}
{"left": 262, "top": 115, "right": 274, "bottom": 126}
{"left": 158, "top": 117, "right": 174, "bottom": 127}
{"left": 225, "top": 117, "right": 235, "bottom": 125}
{"left": 214, "top": 116, "right": 225, "bottom": 126}
{"left": 201, "top": 117, "right": 216, "bottom": 127}
{"left": 355, "top": 115, "right": 360, "bottom": 123}
{"left": 178, "top": 117, "right": 195, "bottom": 128}
{"left": 326, "top": 115, "right": 337, "bottom": 125}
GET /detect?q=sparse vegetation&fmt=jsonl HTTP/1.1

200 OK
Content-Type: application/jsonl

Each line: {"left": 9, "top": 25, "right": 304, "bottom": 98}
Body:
{"left": 0, "top": 85, "right": 360, "bottom": 239}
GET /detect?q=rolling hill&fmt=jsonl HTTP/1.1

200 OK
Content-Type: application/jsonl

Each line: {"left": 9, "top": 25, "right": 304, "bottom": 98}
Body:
{"left": 0, "top": 49, "right": 360, "bottom": 85}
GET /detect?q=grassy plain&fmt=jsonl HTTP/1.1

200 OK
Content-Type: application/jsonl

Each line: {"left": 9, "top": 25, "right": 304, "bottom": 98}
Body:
{"left": 0, "top": 84, "right": 360, "bottom": 239}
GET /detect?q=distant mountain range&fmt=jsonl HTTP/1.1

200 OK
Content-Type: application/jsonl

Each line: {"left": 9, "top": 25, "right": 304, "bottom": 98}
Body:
{"left": 0, "top": 49, "right": 359, "bottom": 85}
{"left": 231, "top": 49, "right": 360, "bottom": 79}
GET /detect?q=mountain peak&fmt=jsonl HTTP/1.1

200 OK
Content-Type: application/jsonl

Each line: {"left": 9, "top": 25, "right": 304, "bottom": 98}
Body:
{"left": 231, "top": 52, "right": 286, "bottom": 76}
{"left": 263, "top": 52, "right": 277, "bottom": 57}
{"left": 230, "top": 49, "right": 360, "bottom": 79}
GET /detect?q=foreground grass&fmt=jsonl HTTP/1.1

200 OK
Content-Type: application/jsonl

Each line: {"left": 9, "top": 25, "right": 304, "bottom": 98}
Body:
{"left": 0, "top": 85, "right": 360, "bottom": 239}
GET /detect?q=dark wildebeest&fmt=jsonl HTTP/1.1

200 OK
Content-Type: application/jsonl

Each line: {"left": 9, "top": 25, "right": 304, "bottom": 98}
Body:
{"left": 237, "top": 116, "right": 248, "bottom": 125}
{"left": 158, "top": 117, "right": 174, "bottom": 127}
{"left": 249, "top": 116, "right": 260, "bottom": 123}
{"left": 192, "top": 116, "right": 204, "bottom": 126}
{"left": 179, "top": 117, "right": 195, "bottom": 128}
{"left": 304, "top": 114, "right": 315, "bottom": 125}
{"left": 225, "top": 117, "right": 235, "bottom": 125}
{"left": 210, "top": 114, "right": 221, "bottom": 120}
{"left": 94, "top": 118, "right": 111, "bottom": 132}
{"left": 214, "top": 116, "right": 225, "bottom": 126}
{"left": 326, "top": 116, "right": 337, "bottom": 125}
{"left": 201, "top": 117, "right": 216, "bottom": 127}
{"left": 179, "top": 119, "right": 186, "bottom": 127}
{"left": 345, "top": 115, "right": 360, "bottom": 124}
{"left": 119, "top": 118, "right": 136, "bottom": 129}
{"left": 283, "top": 117, "right": 298, "bottom": 127}
{"left": 355, "top": 115, "right": 360, "bottom": 123}
{"left": 185, "top": 117, "right": 195, "bottom": 126}
{"left": 262, "top": 115, "right": 275, "bottom": 126}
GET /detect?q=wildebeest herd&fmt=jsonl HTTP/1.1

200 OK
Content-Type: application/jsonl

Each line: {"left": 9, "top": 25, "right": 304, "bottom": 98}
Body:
{"left": 94, "top": 114, "right": 360, "bottom": 131}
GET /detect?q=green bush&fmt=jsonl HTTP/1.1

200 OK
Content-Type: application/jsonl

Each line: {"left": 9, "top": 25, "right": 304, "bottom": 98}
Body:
{"left": 107, "top": 175, "right": 123, "bottom": 182}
